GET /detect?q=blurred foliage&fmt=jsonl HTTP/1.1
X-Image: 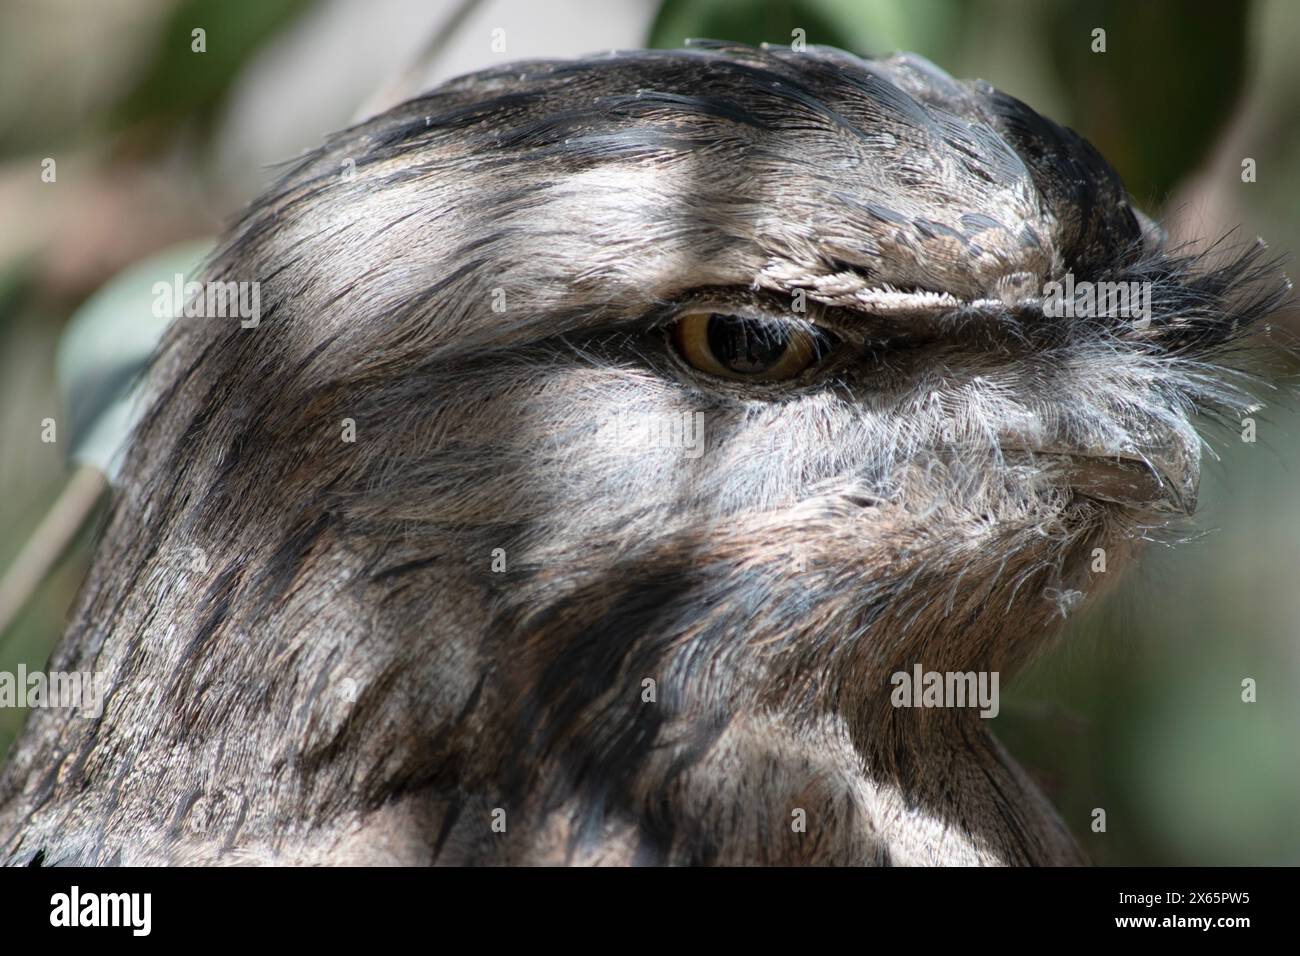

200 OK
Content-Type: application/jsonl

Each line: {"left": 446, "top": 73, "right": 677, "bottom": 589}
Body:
{"left": 1039, "top": 0, "right": 1249, "bottom": 206}
{"left": 57, "top": 240, "right": 213, "bottom": 476}
{"left": 651, "top": 0, "right": 860, "bottom": 51}
{"left": 650, "top": 0, "right": 970, "bottom": 58}
{"left": 114, "top": 0, "right": 314, "bottom": 139}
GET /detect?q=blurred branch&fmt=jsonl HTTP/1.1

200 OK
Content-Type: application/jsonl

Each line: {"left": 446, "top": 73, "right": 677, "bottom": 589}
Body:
{"left": 354, "top": 0, "right": 486, "bottom": 120}
{"left": 0, "top": 465, "right": 106, "bottom": 644}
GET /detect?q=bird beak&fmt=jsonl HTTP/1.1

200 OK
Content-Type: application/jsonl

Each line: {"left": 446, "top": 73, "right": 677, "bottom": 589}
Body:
{"left": 1056, "top": 448, "right": 1199, "bottom": 515}
{"left": 1005, "top": 427, "right": 1201, "bottom": 516}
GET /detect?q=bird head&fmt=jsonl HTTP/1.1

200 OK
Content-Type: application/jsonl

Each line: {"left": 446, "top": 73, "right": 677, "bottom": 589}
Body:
{"left": 27, "top": 43, "right": 1288, "bottom": 864}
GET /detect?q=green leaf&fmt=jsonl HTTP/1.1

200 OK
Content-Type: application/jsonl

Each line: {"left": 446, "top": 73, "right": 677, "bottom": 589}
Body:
{"left": 56, "top": 240, "right": 213, "bottom": 479}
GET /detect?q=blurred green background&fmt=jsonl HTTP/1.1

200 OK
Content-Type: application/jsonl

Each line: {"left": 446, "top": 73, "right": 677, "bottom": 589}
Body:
{"left": 1, "top": 0, "right": 1297, "bottom": 864}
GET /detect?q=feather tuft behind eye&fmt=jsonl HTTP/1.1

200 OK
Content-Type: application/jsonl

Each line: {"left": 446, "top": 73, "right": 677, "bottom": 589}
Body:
{"left": 669, "top": 311, "right": 835, "bottom": 382}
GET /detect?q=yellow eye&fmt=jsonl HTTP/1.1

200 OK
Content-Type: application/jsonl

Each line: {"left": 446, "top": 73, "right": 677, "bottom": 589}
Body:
{"left": 670, "top": 311, "right": 832, "bottom": 382}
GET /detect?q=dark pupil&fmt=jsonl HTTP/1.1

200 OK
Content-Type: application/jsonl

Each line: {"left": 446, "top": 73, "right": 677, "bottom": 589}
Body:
{"left": 706, "top": 314, "right": 790, "bottom": 373}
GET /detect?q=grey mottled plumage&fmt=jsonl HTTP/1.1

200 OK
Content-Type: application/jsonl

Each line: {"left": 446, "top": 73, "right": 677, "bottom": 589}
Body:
{"left": 0, "top": 43, "right": 1288, "bottom": 865}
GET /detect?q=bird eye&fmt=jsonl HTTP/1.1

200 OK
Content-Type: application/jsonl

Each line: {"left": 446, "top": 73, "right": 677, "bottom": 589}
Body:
{"left": 669, "top": 311, "right": 833, "bottom": 382}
